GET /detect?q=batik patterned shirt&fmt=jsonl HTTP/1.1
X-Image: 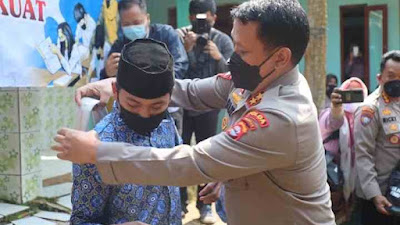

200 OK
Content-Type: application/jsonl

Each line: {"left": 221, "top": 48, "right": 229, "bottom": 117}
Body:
{"left": 70, "top": 106, "right": 182, "bottom": 225}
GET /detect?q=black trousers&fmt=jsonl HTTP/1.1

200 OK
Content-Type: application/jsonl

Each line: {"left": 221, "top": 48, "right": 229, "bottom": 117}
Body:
{"left": 360, "top": 199, "right": 399, "bottom": 225}
{"left": 180, "top": 110, "right": 220, "bottom": 212}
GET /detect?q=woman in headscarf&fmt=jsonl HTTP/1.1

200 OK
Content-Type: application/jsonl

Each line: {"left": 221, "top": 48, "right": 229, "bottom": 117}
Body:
{"left": 319, "top": 77, "right": 368, "bottom": 221}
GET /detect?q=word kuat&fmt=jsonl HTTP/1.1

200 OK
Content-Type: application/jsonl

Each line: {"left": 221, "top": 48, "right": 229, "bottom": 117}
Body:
{"left": 0, "top": 0, "right": 46, "bottom": 22}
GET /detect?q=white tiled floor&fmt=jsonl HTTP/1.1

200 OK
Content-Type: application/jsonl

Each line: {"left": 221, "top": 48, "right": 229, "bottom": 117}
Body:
{"left": 34, "top": 211, "right": 70, "bottom": 222}
{"left": 0, "top": 203, "right": 29, "bottom": 217}
{"left": 11, "top": 216, "right": 56, "bottom": 225}
{"left": 40, "top": 150, "right": 72, "bottom": 181}
{"left": 40, "top": 183, "right": 72, "bottom": 199}
{"left": 56, "top": 195, "right": 72, "bottom": 211}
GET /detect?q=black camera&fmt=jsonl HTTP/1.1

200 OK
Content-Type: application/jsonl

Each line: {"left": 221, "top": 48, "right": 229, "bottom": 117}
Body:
{"left": 192, "top": 14, "right": 211, "bottom": 48}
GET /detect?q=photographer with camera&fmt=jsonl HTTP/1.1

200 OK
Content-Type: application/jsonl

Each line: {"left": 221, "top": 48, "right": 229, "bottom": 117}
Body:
{"left": 176, "top": 0, "right": 234, "bottom": 223}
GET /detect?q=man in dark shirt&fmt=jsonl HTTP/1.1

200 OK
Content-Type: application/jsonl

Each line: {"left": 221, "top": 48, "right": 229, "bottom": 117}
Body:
{"left": 176, "top": 0, "right": 234, "bottom": 223}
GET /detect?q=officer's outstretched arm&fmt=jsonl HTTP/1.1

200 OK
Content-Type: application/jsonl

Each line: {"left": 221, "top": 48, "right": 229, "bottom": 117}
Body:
{"left": 170, "top": 74, "right": 233, "bottom": 112}
{"left": 95, "top": 109, "right": 298, "bottom": 186}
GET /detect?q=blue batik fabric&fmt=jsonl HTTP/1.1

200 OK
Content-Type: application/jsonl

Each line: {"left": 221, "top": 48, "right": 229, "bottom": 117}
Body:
{"left": 70, "top": 104, "right": 182, "bottom": 225}
{"left": 216, "top": 185, "right": 227, "bottom": 223}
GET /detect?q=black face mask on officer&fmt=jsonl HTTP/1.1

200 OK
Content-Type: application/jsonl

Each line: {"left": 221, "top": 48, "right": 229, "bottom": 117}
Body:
{"left": 228, "top": 49, "right": 279, "bottom": 91}
{"left": 384, "top": 80, "right": 400, "bottom": 98}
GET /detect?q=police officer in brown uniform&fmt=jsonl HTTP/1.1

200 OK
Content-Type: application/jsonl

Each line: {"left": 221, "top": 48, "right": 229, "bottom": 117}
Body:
{"left": 354, "top": 50, "right": 400, "bottom": 225}
{"left": 52, "top": 1, "right": 336, "bottom": 224}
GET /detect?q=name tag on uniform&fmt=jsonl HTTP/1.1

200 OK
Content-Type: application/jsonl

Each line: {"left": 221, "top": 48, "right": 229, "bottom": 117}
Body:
{"left": 383, "top": 117, "right": 397, "bottom": 123}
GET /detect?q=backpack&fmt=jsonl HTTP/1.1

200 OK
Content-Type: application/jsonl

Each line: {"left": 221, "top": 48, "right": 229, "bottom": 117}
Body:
{"left": 324, "top": 130, "right": 344, "bottom": 191}
{"left": 324, "top": 130, "right": 345, "bottom": 213}
{"left": 386, "top": 162, "right": 400, "bottom": 216}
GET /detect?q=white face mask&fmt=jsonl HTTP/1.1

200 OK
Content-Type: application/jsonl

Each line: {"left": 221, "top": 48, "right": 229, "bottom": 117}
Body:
{"left": 122, "top": 24, "right": 147, "bottom": 41}
{"left": 343, "top": 103, "right": 362, "bottom": 114}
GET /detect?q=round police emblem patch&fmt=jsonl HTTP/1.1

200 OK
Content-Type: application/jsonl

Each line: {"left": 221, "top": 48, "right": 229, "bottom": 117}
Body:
{"left": 389, "top": 135, "right": 399, "bottom": 144}
{"left": 361, "top": 116, "right": 372, "bottom": 126}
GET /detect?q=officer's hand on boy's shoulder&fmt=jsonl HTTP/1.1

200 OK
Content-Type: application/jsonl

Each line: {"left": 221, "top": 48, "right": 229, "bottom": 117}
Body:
{"left": 75, "top": 77, "right": 114, "bottom": 107}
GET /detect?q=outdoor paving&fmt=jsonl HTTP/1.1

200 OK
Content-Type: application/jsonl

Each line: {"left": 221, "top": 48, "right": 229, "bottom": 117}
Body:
{"left": 0, "top": 203, "right": 29, "bottom": 217}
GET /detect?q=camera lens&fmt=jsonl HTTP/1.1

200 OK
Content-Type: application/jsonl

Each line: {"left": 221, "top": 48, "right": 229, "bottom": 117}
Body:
{"left": 197, "top": 35, "right": 208, "bottom": 47}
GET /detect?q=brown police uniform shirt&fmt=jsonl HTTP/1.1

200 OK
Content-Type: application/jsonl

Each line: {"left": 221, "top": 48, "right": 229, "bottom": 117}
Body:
{"left": 354, "top": 88, "right": 400, "bottom": 200}
{"left": 95, "top": 67, "right": 336, "bottom": 225}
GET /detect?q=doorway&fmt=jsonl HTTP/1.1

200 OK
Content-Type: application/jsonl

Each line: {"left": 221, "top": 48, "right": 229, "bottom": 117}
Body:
{"left": 340, "top": 4, "right": 388, "bottom": 90}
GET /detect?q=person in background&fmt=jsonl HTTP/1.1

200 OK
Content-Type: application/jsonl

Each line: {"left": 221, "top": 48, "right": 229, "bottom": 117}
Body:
{"left": 324, "top": 74, "right": 338, "bottom": 109}
{"left": 51, "top": 22, "right": 82, "bottom": 75}
{"left": 354, "top": 50, "right": 400, "bottom": 225}
{"left": 176, "top": 0, "right": 234, "bottom": 222}
{"left": 73, "top": 3, "right": 96, "bottom": 60}
{"left": 345, "top": 44, "right": 365, "bottom": 80}
{"left": 99, "top": 0, "right": 188, "bottom": 134}
{"left": 319, "top": 77, "right": 368, "bottom": 221}
{"left": 100, "top": 0, "right": 188, "bottom": 80}
{"left": 70, "top": 39, "right": 182, "bottom": 225}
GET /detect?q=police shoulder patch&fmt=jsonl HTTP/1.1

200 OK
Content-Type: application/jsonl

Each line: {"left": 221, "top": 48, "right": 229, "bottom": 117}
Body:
{"left": 226, "top": 110, "right": 269, "bottom": 140}
{"left": 217, "top": 73, "right": 232, "bottom": 80}
{"left": 360, "top": 106, "right": 375, "bottom": 126}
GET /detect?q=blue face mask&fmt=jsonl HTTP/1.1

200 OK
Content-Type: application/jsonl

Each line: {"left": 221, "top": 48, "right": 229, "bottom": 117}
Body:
{"left": 122, "top": 24, "right": 147, "bottom": 41}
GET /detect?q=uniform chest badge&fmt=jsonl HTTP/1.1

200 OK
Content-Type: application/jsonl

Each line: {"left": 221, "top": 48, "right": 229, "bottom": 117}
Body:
{"left": 246, "top": 92, "right": 264, "bottom": 107}
{"left": 382, "top": 92, "right": 391, "bottom": 104}
{"left": 360, "top": 106, "right": 375, "bottom": 126}
{"left": 390, "top": 124, "right": 399, "bottom": 132}
{"left": 221, "top": 116, "right": 229, "bottom": 131}
{"left": 383, "top": 108, "right": 392, "bottom": 116}
{"left": 389, "top": 134, "right": 400, "bottom": 144}
{"left": 232, "top": 92, "right": 242, "bottom": 105}
{"left": 227, "top": 89, "right": 245, "bottom": 115}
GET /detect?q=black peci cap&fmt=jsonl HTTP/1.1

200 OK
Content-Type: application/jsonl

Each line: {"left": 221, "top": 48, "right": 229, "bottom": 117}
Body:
{"left": 117, "top": 38, "right": 174, "bottom": 99}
